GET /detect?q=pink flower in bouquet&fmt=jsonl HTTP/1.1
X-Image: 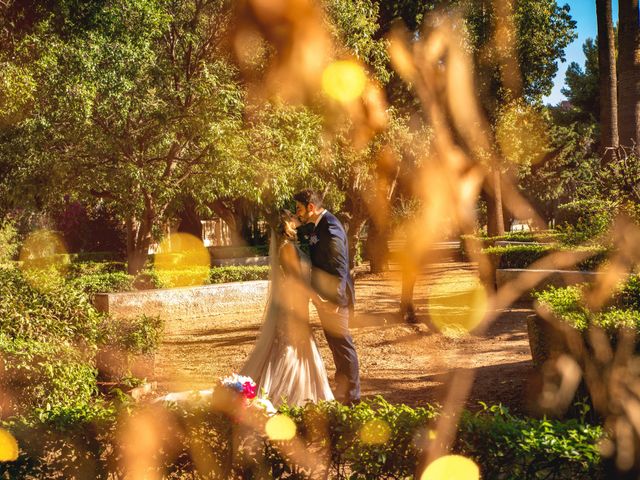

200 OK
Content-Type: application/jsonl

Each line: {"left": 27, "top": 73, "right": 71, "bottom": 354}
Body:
{"left": 243, "top": 381, "right": 257, "bottom": 399}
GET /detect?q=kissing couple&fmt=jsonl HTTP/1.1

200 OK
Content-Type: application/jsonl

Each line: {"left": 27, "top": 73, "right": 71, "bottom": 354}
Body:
{"left": 241, "top": 189, "right": 361, "bottom": 407}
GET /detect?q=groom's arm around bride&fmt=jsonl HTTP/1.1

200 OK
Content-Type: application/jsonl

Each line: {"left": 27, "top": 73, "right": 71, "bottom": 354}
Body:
{"left": 294, "top": 189, "right": 360, "bottom": 405}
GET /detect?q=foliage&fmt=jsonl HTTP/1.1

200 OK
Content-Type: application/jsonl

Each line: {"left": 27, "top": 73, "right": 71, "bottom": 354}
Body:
{"left": 68, "top": 271, "right": 135, "bottom": 297}
{"left": 140, "top": 265, "right": 270, "bottom": 289}
{"left": 99, "top": 315, "right": 163, "bottom": 356}
{"left": 463, "top": 0, "right": 577, "bottom": 104}
{"left": 0, "top": 396, "right": 604, "bottom": 479}
{"left": 208, "top": 266, "right": 270, "bottom": 284}
{"left": 556, "top": 198, "right": 618, "bottom": 245}
{"left": 0, "top": 265, "right": 162, "bottom": 424}
{"left": 324, "top": 0, "right": 390, "bottom": 84}
{"left": 0, "top": 266, "right": 102, "bottom": 414}
{"left": 458, "top": 403, "right": 603, "bottom": 479}
{"left": 483, "top": 243, "right": 609, "bottom": 271}
{"left": 562, "top": 37, "right": 600, "bottom": 121}
{"left": 535, "top": 276, "right": 640, "bottom": 335}
{"left": 0, "top": 267, "right": 102, "bottom": 344}
{"left": 0, "top": 219, "right": 18, "bottom": 263}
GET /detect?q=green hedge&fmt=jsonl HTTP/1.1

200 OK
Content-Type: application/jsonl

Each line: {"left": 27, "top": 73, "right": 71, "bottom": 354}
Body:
{"left": 534, "top": 275, "right": 640, "bottom": 335}
{"left": 0, "top": 397, "right": 604, "bottom": 479}
{"left": 461, "top": 231, "right": 562, "bottom": 260}
{"left": 483, "top": 244, "right": 609, "bottom": 271}
{"left": 64, "top": 265, "right": 271, "bottom": 293}
{"left": 0, "top": 266, "right": 163, "bottom": 421}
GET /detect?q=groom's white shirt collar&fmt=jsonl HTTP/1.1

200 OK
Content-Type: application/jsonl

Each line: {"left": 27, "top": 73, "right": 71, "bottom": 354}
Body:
{"left": 313, "top": 209, "right": 327, "bottom": 229}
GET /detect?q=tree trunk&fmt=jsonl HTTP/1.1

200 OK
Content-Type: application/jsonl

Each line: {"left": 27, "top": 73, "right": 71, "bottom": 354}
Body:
{"left": 366, "top": 220, "right": 389, "bottom": 273}
{"left": 597, "top": 0, "right": 619, "bottom": 159}
{"left": 177, "top": 197, "right": 203, "bottom": 239}
{"left": 345, "top": 214, "right": 367, "bottom": 272}
{"left": 486, "top": 168, "right": 505, "bottom": 237}
{"left": 618, "top": 0, "right": 640, "bottom": 154}
{"left": 125, "top": 215, "right": 153, "bottom": 275}
{"left": 210, "top": 199, "right": 248, "bottom": 246}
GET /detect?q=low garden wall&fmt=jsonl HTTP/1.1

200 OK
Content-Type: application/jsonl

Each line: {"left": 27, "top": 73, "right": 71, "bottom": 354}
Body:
{"left": 93, "top": 280, "right": 269, "bottom": 320}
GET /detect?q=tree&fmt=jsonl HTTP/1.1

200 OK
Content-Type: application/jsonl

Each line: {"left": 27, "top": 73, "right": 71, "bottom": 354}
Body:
{"left": 618, "top": 0, "right": 640, "bottom": 152}
{"left": 596, "top": 0, "right": 619, "bottom": 156}
{"left": 562, "top": 38, "right": 600, "bottom": 120}
{"left": 1, "top": 0, "right": 248, "bottom": 273}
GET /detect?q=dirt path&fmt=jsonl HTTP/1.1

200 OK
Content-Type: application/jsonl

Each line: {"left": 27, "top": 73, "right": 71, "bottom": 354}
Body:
{"left": 154, "top": 262, "right": 535, "bottom": 413}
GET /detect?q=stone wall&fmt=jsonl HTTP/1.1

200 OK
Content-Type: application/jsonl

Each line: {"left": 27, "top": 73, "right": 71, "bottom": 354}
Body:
{"left": 93, "top": 281, "right": 269, "bottom": 326}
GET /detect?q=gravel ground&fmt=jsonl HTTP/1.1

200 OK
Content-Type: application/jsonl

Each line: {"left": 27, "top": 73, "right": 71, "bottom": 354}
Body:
{"left": 154, "top": 262, "right": 536, "bottom": 413}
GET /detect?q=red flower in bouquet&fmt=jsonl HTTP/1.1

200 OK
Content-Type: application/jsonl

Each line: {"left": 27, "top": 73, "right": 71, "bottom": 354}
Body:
{"left": 243, "top": 381, "right": 257, "bottom": 399}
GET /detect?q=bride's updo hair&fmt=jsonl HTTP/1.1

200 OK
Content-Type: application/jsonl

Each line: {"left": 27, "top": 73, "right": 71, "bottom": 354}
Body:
{"left": 278, "top": 209, "right": 298, "bottom": 241}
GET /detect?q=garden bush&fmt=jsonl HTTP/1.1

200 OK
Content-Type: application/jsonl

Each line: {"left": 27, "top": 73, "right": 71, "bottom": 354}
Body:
{"left": 0, "top": 397, "right": 604, "bottom": 479}
{"left": 556, "top": 198, "right": 618, "bottom": 245}
{"left": 483, "top": 244, "right": 609, "bottom": 271}
{"left": 0, "top": 220, "right": 19, "bottom": 263}
{"left": 0, "top": 266, "right": 163, "bottom": 421}
{"left": 208, "top": 265, "right": 270, "bottom": 284}
{"left": 68, "top": 271, "right": 135, "bottom": 297}
{"left": 534, "top": 275, "right": 640, "bottom": 337}
{"left": 461, "top": 230, "right": 563, "bottom": 260}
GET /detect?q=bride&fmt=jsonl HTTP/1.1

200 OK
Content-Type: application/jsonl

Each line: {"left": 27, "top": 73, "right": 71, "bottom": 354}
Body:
{"left": 241, "top": 209, "right": 334, "bottom": 406}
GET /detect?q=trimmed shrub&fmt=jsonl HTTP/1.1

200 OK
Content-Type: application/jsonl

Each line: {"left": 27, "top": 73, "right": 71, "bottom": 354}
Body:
{"left": 68, "top": 271, "right": 135, "bottom": 297}
{"left": 483, "top": 244, "right": 609, "bottom": 271}
{"left": 458, "top": 403, "right": 602, "bottom": 479}
{"left": 534, "top": 275, "right": 640, "bottom": 336}
{"left": 0, "top": 397, "right": 604, "bottom": 479}
{"left": 208, "top": 265, "right": 270, "bottom": 284}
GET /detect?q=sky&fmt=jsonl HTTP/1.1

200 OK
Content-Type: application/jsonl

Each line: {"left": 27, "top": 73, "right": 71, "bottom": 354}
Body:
{"left": 543, "top": 0, "right": 619, "bottom": 105}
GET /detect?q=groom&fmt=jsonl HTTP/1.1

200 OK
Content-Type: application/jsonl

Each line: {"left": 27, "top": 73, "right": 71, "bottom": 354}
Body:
{"left": 294, "top": 189, "right": 360, "bottom": 405}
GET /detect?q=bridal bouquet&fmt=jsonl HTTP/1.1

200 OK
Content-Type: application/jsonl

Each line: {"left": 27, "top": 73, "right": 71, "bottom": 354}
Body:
{"left": 220, "top": 374, "right": 276, "bottom": 415}
{"left": 220, "top": 373, "right": 257, "bottom": 400}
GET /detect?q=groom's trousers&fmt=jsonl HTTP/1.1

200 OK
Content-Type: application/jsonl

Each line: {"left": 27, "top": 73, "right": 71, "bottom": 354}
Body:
{"left": 317, "top": 304, "right": 360, "bottom": 404}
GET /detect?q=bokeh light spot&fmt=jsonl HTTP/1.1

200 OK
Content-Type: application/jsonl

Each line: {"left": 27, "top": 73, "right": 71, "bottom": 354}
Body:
{"left": 420, "top": 455, "right": 479, "bottom": 480}
{"left": 322, "top": 60, "right": 367, "bottom": 103}
{"left": 427, "top": 273, "right": 488, "bottom": 337}
{"left": 265, "top": 414, "right": 297, "bottom": 441}
{"left": 359, "top": 418, "right": 391, "bottom": 445}
{"left": 19, "top": 229, "right": 68, "bottom": 269}
{"left": 0, "top": 428, "right": 19, "bottom": 462}
{"left": 19, "top": 229, "right": 68, "bottom": 289}
{"left": 154, "top": 233, "right": 210, "bottom": 287}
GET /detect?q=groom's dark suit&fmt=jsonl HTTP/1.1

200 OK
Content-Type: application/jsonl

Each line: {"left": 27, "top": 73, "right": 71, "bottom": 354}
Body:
{"left": 309, "top": 211, "right": 360, "bottom": 404}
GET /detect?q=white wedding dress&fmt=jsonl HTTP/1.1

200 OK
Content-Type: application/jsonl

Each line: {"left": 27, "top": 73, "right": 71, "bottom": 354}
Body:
{"left": 241, "top": 239, "right": 334, "bottom": 407}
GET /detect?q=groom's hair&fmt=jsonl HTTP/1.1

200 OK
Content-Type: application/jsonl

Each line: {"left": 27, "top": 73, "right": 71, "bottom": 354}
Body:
{"left": 293, "top": 189, "right": 323, "bottom": 208}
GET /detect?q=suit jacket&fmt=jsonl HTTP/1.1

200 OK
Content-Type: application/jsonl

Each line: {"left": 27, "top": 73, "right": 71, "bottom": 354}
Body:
{"left": 309, "top": 211, "right": 355, "bottom": 308}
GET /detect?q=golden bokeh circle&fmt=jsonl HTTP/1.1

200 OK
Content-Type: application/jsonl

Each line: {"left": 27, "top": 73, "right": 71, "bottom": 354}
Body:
{"left": 420, "top": 455, "right": 480, "bottom": 480}
{"left": 0, "top": 428, "right": 19, "bottom": 462}
{"left": 154, "top": 233, "right": 210, "bottom": 287}
{"left": 322, "top": 60, "right": 367, "bottom": 103}
{"left": 19, "top": 229, "right": 68, "bottom": 270}
{"left": 265, "top": 414, "right": 297, "bottom": 441}
{"left": 19, "top": 229, "right": 68, "bottom": 290}
{"left": 427, "top": 272, "right": 488, "bottom": 337}
{"left": 359, "top": 418, "right": 391, "bottom": 445}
